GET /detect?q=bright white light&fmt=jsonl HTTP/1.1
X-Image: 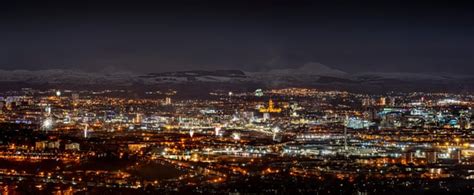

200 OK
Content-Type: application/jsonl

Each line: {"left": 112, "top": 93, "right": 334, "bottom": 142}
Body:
{"left": 56, "top": 90, "right": 61, "bottom": 97}
{"left": 232, "top": 132, "right": 240, "bottom": 141}
{"left": 215, "top": 126, "right": 221, "bottom": 136}
{"left": 437, "top": 99, "right": 461, "bottom": 105}
{"left": 272, "top": 126, "right": 281, "bottom": 133}
{"left": 189, "top": 130, "right": 194, "bottom": 138}
{"left": 232, "top": 115, "right": 239, "bottom": 121}
{"left": 45, "top": 106, "right": 51, "bottom": 115}
{"left": 84, "top": 124, "right": 88, "bottom": 138}
{"left": 42, "top": 118, "right": 53, "bottom": 130}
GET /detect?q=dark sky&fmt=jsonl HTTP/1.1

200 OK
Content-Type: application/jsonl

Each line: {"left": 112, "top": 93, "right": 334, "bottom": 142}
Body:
{"left": 1, "top": 0, "right": 473, "bottom": 73}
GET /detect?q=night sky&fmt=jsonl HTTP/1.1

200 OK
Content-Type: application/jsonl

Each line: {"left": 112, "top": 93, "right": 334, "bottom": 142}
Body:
{"left": 1, "top": 1, "right": 473, "bottom": 74}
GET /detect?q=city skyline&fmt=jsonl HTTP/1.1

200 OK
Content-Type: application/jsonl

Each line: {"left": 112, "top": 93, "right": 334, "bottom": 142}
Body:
{"left": 1, "top": 1, "right": 474, "bottom": 194}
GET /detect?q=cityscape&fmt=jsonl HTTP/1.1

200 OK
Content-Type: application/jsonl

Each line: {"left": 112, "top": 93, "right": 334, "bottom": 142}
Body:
{"left": 2, "top": 0, "right": 474, "bottom": 194}
{"left": 0, "top": 88, "right": 473, "bottom": 193}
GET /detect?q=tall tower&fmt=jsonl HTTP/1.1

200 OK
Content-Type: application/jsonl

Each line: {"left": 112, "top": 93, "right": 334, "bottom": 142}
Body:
{"left": 214, "top": 126, "right": 221, "bottom": 136}
{"left": 379, "top": 97, "right": 386, "bottom": 106}
{"left": 259, "top": 99, "right": 282, "bottom": 113}
{"left": 84, "top": 124, "right": 88, "bottom": 138}
{"left": 164, "top": 97, "right": 172, "bottom": 105}
{"left": 344, "top": 115, "right": 348, "bottom": 150}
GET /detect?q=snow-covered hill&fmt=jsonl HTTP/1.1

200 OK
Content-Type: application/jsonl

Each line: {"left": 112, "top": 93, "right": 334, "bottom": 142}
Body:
{"left": 0, "top": 69, "right": 139, "bottom": 85}
{"left": 0, "top": 63, "right": 472, "bottom": 92}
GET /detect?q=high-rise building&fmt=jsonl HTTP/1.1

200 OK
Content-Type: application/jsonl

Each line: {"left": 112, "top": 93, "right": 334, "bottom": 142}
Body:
{"left": 263, "top": 113, "right": 270, "bottom": 121}
{"left": 451, "top": 149, "right": 461, "bottom": 163}
{"left": 134, "top": 113, "right": 142, "bottom": 124}
{"left": 84, "top": 124, "right": 89, "bottom": 138}
{"left": 47, "top": 141, "right": 60, "bottom": 149}
{"left": 65, "top": 143, "right": 80, "bottom": 151}
{"left": 379, "top": 97, "right": 386, "bottom": 106}
{"left": 45, "top": 106, "right": 51, "bottom": 116}
{"left": 164, "top": 97, "right": 172, "bottom": 105}
{"left": 426, "top": 151, "right": 437, "bottom": 164}
{"left": 405, "top": 152, "right": 414, "bottom": 164}
{"left": 35, "top": 141, "right": 48, "bottom": 151}
{"left": 362, "top": 98, "right": 372, "bottom": 107}
{"left": 255, "top": 89, "right": 264, "bottom": 97}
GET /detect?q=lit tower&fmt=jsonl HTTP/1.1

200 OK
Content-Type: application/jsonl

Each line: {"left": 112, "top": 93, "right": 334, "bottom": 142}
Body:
{"left": 259, "top": 99, "right": 282, "bottom": 113}
{"left": 134, "top": 113, "right": 142, "bottom": 124}
{"left": 215, "top": 126, "right": 221, "bottom": 136}
{"left": 45, "top": 105, "right": 51, "bottom": 116}
{"left": 84, "top": 124, "right": 88, "bottom": 138}
{"left": 164, "top": 97, "right": 172, "bottom": 105}
{"left": 272, "top": 126, "right": 281, "bottom": 141}
{"left": 228, "top": 91, "right": 233, "bottom": 101}
{"left": 379, "top": 97, "right": 386, "bottom": 106}
{"left": 343, "top": 115, "right": 348, "bottom": 150}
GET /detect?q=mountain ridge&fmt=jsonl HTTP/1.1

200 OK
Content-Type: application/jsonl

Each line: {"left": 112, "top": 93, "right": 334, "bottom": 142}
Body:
{"left": 0, "top": 64, "right": 473, "bottom": 93}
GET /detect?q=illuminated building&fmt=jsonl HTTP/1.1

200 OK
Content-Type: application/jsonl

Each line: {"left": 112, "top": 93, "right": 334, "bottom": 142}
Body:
{"left": 389, "top": 97, "right": 397, "bottom": 106}
{"left": 451, "top": 149, "right": 461, "bottom": 163}
{"left": 259, "top": 99, "right": 282, "bottom": 113}
{"left": 164, "top": 97, "right": 172, "bottom": 105}
{"left": 128, "top": 144, "right": 146, "bottom": 152}
{"left": 272, "top": 126, "right": 281, "bottom": 141}
{"left": 362, "top": 98, "right": 372, "bottom": 107}
{"left": 426, "top": 150, "right": 437, "bottom": 164}
{"left": 134, "top": 113, "right": 142, "bottom": 124}
{"left": 84, "top": 124, "right": 89, "bottom": 138}
{"left": 437, "top": 99, "right": 463, "bottom": 106}
{"left": 45, "top": 105, "right": 51, "bottom": 115}
{"left": 35, "top": 141, "right": 48, "bottom": 150}
{"left": 379, "top": 97, "right": 386, "bottom": 106}
{"left": 47, "top": 141, "right": 60, "bottom": 149}
{"left": 405, "top": 152, "right": 415, "bottom": 164}
{"left": 255, "top": 89, "right": 264, "bottom": 97}
{"left": 347, "top": 117, "right": 371, "bottom": 129}
{"left": 65, "top": 143, "right": 80, "bottom": 151}
{"left": 42, "top": 117, "right": 53, "bottom": 131}
{"left": 214, "top": 126, "right": 221, "bottom": 136}
{"left": 232, "top": 132, "right": 241, "bottom": 140}
{"left": 263, "top": 113, "right": 270, "bottom": 121}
